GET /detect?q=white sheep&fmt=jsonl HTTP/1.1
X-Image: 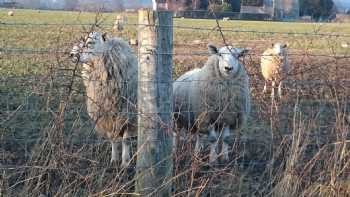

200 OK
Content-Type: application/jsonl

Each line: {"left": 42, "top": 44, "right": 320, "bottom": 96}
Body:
{"left": 341, "top": 42, "right": 349, "bottom": 48}
{"left": 174, "top": 44, "right": 251, "bottom": 163}
{"left": 8, "top": 11, "right": 14, "bottom": 16}
{"left": 128, "top": 38, "right": 138, "bottom": 46}
{"left": 70, "top": 32, "right": 138, "bottom": 167}
{"left": 113, "top": 14, "right": 128, "bottom": 32}
{"left": 260, "top": 42, "right": 289, "bottom": 99}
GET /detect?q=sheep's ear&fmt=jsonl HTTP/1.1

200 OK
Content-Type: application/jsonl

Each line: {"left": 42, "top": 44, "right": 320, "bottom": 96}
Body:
{"left": 226, "top": 45, "right": 234, "bottom": 50}
{"left": 271, "top": 43, "right": 275, "bottom": 47}
{"left": 80, "top": 36, "right": 86, "bottom": 42}
{"left": 208, "top": 44, "right": 218, "bottom": 55}
{"left": 282, "top": 43, "right": 287, "bottom": 48}
{"left": 237, "top": 48, "right": 249, "bottom": 58}
{"left": 101, "top": 32, "right": 108, "bottom": 42}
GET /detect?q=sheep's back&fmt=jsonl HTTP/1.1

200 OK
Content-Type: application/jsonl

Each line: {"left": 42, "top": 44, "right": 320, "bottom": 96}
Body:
{"left": 261, "top": 49, "right": 285, "bottom": 80}
{"left": 174, "top": 66, "right": 250, "bottom": 132}
{"left": 83, "top": 39, "right": 138, "bottom": 139}
{"left": 199, "top": 71, "right": 250, "bottom": 130}
{"left": 173, "top": 68, "right": 202, "bottom": 131}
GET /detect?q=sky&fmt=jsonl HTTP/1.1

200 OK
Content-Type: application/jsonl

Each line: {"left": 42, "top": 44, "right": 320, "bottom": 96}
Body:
{"left": 8, "top": 0, "right": 350, "bottom": 12}
{"left": 333, "top": 0, "right": 350, "bottom": 12}
{"left": 11, "top": 0, "right": 154, "bottom": 9}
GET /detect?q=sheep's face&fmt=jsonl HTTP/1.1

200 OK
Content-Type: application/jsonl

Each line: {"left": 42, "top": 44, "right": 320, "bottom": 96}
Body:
{"left": 272, "top": 43, "right": 287, "bottom": 59}
{"left": 70, "top": 32, "right": 108, "bottom": 64}
{"left": 208, "top": 44, "right": 247, "bottom": 78}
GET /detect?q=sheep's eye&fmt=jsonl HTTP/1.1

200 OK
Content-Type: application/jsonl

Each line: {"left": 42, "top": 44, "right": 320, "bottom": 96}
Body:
{"left": 86, "top": 41, "right": 94, "bottom": 48}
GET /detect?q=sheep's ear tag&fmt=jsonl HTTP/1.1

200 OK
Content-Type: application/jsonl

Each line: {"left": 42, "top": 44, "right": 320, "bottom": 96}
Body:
{"left": 102, "top": 32, "right": 108, "bottom": 42}
{"left": 208, "top": 44, "right": 218, "bottom": 55}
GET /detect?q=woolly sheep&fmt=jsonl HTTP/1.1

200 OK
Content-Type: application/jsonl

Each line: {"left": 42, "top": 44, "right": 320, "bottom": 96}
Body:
{"left": 8, "top": 11, "right": 14, "bottom": 16}
{"left": 341, "top": 42, "right": 349, "bottom": 48}
{"left": 70, "top": 32, "right": 138, "bottom": 167}
{"left": 113, "top": 14, "right": 128, "bottom": 32}
{"left": 260, "top": 42, "right": 289, "bottom": 99}
{"left": 174, "top": 44, "right": 251, "bottom": 163}
{"left": 128, "top": 38, "right": 138, "bottom": 46}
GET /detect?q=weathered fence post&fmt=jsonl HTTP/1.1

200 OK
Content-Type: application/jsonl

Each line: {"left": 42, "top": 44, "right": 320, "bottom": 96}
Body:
{"left": 272, "top": 0, "right": 281, "bottom": 20}
{"left": 136, "top": 9, "right": 173, "bottom": 196}
{"left": 272, "top": 0, "right": 277, "bottom": 19}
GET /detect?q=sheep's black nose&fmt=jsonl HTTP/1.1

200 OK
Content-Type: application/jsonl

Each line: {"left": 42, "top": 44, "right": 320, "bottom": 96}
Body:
{"left": 225, "top": 67, "right": 233, "bottom": 71}
{"left": 70, "top": 53, "right": 80, "bottom": 63}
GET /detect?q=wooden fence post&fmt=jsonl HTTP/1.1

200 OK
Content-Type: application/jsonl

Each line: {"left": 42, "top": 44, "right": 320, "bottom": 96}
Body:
{"left": 272, "top": 0, "right": 281, "bottom": 20}
{"left": 136, "top": 9, "right": 173, "bottom": 196}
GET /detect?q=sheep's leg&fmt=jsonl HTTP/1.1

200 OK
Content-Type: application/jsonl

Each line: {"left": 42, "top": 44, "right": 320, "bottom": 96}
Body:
{"left": 278, "top": 81, "right": 283, "bottom": 98}
{"left": 110, "top": 140, "right": 120, "bottom": 163}
{"left": 220, "top": 127, "right": 231, "bottom": 162}
{"left": 172, "top": 132, "right": 177, "bottom": 154}
{"left": 263, "top": 81, "right": 267, "bottom": 94}
{"left": 271, "top": 80, "right": 276, "bottom": 101}
{"left": 194, "top": 133, "right": 203, "bottom": 157}
{"left": 208, "top": 129, "right": 218, "bottom": 163}
{"left": 121, "top": 132, "right": 131, "bottom": 168}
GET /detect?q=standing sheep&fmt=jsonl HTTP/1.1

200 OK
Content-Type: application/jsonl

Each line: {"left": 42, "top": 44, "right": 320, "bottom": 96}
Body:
{"left": 260, "top": 42, "right": 289, "bottom": 99}
{"left": 70, "top": 32, "right": 138, "bottom": 167}
{"left": 113, "top": 15, "right": 128, "bottom": 32}
{"left": 174, "top": 44, "right": 251, "bottom": 163}
{"left": 8, "top": 11, "right": 14, "bottom": 16}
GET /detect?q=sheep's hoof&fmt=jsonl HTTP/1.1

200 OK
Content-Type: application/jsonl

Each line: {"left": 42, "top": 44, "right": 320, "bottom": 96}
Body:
{"left": 120, "top": 160, "right": 130, "bottom": 169}
{"left": 219, "top": 157, "right": 229, "bottom": 165}
{"left": 208, "top": 135, "right": 217, "bottom": 143}
{"left": 208, "top": 153, "right": 219, "bottom": 165}
{"left": 194, "top": 151, "right": 201, "bottom": 160}
{"left": 109, "top": 159, "right": 120, "bottom": 168}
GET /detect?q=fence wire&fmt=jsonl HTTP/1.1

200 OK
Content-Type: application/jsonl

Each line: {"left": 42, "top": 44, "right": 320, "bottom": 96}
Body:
{"left": 2, "top": 21, "right": 350, "bottom": 37}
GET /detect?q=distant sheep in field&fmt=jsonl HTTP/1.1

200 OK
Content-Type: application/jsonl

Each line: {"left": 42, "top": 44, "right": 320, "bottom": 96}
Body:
{"left": 341, "top": 42, "right": 349, "bottom": 48}
{"left": 70, "top": 32, "right": 138, "bottom": 167}
{"left": 113, "top": 14, "right": 128, "bottom": 32}
{"left": 260, "top": 42, "right": 289, "bottom": 99}
{"left": 8, "top": 11, "right": 14, "bottom": 16}
{"left": 174, "top": 44, "right": 251, "bottom": 163}
{"left": 128, "top": 38, "right": 138, "bottom": 46}
{"left": 222, "top": 17, "right": 230, "bottom": 21}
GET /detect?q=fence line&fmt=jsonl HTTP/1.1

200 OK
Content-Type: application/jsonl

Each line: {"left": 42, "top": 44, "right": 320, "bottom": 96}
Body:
{"left": 0, "top": 133, "right": 345, "bottom": 143}
{"left": 0, "top": 106, "right": 345, "bottom": 122}
{"left": 1, "top": 76, "right": 350, "bottom": 84}
{"left": 0, "top": 160, "right": 270, "bottom": 171}
{"left": 2, "top": 22, "right": 350, "bottom": 38}
{"left": 1, "top": 48, "right": 349, "bottom": 59}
